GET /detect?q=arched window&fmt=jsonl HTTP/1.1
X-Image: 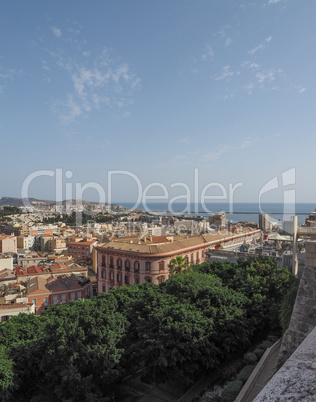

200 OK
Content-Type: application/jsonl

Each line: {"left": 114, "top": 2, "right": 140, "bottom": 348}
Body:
{"left": 110, "top": 257, "right": 114, "bottom": 268}
{"left": 101, "top": 269, "right": 106, "bottom": 279}
{"left": 117, "top": 259, "right": 122, "bottom": 269}
{"left": 196, "top": 252, "right": 200, "bottom": 263}
{"left": 102, "top": 255, "right": 106, "bottom": 267}
{"left": 145, "top": 276, "right": 152, "bottom": 283}
{"left": 157, "top": 275, "right": 166, "bottom": 284}
{"left": 125, "top": 260, "right": 130, "bottom": 271}
{"left": 159, "top": 261, "right": 164, "bottom": 272}
{"left": 134, "top": 261, "right": 139, "bottom": 272}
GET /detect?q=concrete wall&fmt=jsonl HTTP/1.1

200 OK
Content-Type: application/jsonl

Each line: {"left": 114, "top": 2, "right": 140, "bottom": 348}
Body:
{"left": 254, "top": 326, "right": 316, "bottom": 401}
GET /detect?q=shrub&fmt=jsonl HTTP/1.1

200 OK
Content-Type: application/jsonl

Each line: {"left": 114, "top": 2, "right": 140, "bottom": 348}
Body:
{"left": 253, "top": 348, "right": 264, "bottom": 359}
{"left": 221, "top": 380, "right": 243, "bottom": 402}
{"left": 244, "top": 352, "right": 257, "bottom": 364}
{"left": 259, "top": 340, "right": 273, "bottom": 350}
{"left": 236, "top": 365, "right": 255, "bottom": 384}
{"left": 220, "top": 359, "right": 245, "bottom": 381}
{"left": 267, "top": 335, "right": 278, "bottom": 343}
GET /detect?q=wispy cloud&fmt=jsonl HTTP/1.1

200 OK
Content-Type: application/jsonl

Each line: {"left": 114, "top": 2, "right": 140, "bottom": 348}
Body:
{"left": 201, "top": 44, "right": 214, "bottom": 61}
{"left": 204, "top": 145, "right": 230, "bottom": 161}
{"left": 268, "top": 0, "right": 281, "bottom": 4}
{"left": 45, "top": 36, "right": 141, "bottom": 124}
{"left": 180, "top": 138, "right": 191, "bottom": 145}
{"left": 0, "top": 64, "right": 18, "bottom": 93}
{"left": 255, "top": 68, "right": 283, "bottom": 85}
{"left": 204, "top": 137, "right": 257, "bottom": 162}
{"left": 248, "top": 36, "right": 272, "bottom": 55}
{"left": 51, "top": 26, "right": 62, "bottom": 38}
{"left": 215, "top": 65, "right": 234, "bottom": 81}
{"left": 242, "top": 59, "right": 285, "bottom": 93}
{"left": 225, "top": 37, "right": 232, "bottom": 47}
{"left": 297, "top": 86, "right": 306, "bottom": 94}
{"left": 214, "top": 25, "right": 233, "bottom": 48}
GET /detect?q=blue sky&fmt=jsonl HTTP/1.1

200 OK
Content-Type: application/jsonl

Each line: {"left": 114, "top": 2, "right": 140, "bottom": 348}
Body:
{"left": 1, "top": 0, "right": 315, "bottom": 205}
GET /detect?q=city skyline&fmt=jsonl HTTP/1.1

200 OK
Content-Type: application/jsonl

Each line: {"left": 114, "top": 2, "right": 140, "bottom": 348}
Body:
{"left": 1, "top": 1, "right": 315, "bottom": 203}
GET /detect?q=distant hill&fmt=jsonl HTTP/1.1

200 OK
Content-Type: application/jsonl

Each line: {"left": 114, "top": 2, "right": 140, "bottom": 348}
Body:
{"left": 0, "top": 197, "right": 122, "bottom": 209}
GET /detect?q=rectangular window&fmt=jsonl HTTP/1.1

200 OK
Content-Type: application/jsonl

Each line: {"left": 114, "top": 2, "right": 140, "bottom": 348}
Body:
{"left": 125, "top": 276, "right": 129, "bottom": 284}
{"left": 53, "top": 295, "right": 58, "bottom": 305}
{"left": 70, "top": 293, "right": 75, "bottom": 301}
{"left": 77, "top": 292, "right": 81, "bottom": 300}
{"left": 32, "top": 298, "right": 37, "bottom": 306}
{"left": 61, "top": 294, "right": 66, "bottom": 303}
{"left": 102, "top": 285, "right": 106, "bottom": 293}
{"left": 146, "top": 262, "right": 151, "bottom": 271}
{"left": 44, "top": 297, "right": 48, "bottom": 306}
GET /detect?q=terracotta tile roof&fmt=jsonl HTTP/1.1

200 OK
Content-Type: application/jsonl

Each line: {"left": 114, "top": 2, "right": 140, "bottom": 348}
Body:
{"left": 151, "top": 236, "right": 172, "bottom": 243}
{"left": 0, "top": 269, "right": 15, "bottom": 279}
{"left": 27, "top": 266, "right": 44, "bottom": 274}
{"left": 50, "top": 263, "right": 68, "bottom": 271}
{"left": 97, "top": 227, "right": 260, "bottom": 256}
{"left": 27, "top": 274, "right": 89, "bottom": 295}
{"left": 69, "top": 240, "right": 96, "bottom": 246}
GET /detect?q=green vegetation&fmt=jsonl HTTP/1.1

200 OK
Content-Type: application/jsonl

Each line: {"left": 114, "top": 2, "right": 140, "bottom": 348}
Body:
{"left": 253, "top": 348, "right": 265, "bottom": 359}
{"left": 221, "top": 380, "right": 243, "bottom": 402}
{"left": 236, "top": 365, "right": 256, "bottom": 383}
{"left": 243, "top": 352, "right": 257, "bottom": 365}
{"left": 0, "top": 256, "right": 295, "bottom": 401}
{"left": 0, "top": 206, "right": 22, "bottom": 221}
{"left": 168, "top": 255, "right": 190, "bottom": 275}
{"left": 279, "top": 279, "right": 299, "bottom": 332}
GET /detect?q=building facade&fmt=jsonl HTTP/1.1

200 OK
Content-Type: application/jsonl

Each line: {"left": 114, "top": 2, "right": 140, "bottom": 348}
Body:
{"left": 68, "top": 240, "right": 97, "bottom": 260}
{"left": 96, "top": 228, "right": 261, "bottom": 293}
{"left": 26, "top": 274, "right": 92, "bottom": 315}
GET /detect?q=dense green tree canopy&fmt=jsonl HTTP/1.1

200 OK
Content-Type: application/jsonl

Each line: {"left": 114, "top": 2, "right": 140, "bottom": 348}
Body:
{"left": 0, "top": 256, "right": 294, "bottom": 401}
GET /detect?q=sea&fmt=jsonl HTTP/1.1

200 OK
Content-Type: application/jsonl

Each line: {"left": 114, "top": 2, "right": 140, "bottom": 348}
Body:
{"left": 119, "top": 202, "right": 316, "bottom": 226}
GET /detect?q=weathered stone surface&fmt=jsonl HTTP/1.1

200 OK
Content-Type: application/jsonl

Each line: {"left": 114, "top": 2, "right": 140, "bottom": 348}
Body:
{"left": 279, "top": 241, "right": 316, "bottom": 363}
{"left": 254, "top": 326, "right": 316, "bottom": 401}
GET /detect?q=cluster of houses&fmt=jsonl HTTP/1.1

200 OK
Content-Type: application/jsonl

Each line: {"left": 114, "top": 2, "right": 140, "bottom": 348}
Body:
{"left": 0, "top": 215, "right": 262, "bottom": 322}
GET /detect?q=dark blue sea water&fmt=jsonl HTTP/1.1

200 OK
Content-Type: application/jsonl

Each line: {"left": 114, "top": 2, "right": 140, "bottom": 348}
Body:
{"left": 119, "top": 202, "right": 316, "bottom": 226}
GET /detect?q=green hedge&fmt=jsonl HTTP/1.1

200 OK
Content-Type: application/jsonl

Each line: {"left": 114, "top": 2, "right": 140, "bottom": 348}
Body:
{"left": 244, "top": 352, "right": 257, "bottom": 364}
{"left": 253, "top": 348, "right": 264, "bottom": 359}
{"left": 236, "top": 365, "right": 256, "bottom": 384}
{"left": 259, "top": 340, "right": 273, "bottom": 350}
{"left": 221, "top": 380, "right": 243, "bottom": 402}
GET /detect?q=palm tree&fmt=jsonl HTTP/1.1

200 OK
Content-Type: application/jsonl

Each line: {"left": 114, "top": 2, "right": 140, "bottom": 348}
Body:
{"left": 168, "top": 256, "right": 190, "bottom": 276}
